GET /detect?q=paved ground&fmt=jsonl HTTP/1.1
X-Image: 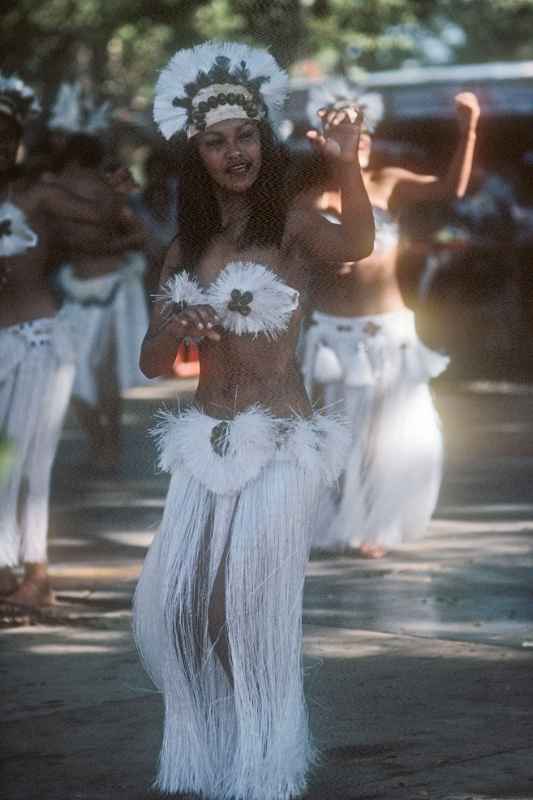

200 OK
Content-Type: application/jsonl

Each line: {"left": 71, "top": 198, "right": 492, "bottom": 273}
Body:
{"left": 1, "top": 379, "right": 533, "bottom": 800}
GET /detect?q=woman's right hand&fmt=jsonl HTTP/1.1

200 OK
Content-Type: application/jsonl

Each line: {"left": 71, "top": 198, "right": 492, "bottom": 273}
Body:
{"left": 167, "top": 304, "right": 221, "bottom": 342}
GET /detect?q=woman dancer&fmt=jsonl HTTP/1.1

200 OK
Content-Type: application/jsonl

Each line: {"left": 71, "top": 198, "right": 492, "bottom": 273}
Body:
{"left": 301, "top": 85, "right": 480, "bottom": 558}
{"left": 133, "top": 42, "right": 373, "bottom": 800}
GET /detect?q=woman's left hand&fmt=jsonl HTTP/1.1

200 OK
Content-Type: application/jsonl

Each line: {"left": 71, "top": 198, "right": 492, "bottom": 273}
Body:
{"left": 306, "top": 105, "right": 363, "bottom": 163}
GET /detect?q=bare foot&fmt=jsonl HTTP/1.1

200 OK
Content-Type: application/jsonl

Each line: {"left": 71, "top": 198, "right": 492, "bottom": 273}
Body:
{"left": 359, "top": 543, "right": 387, "bottom": 559}
{"left": 5, "top": 577, "right": 55, "bottom": 608}
{"left": 0, "top": 567, "right": 18, "bottom": 596}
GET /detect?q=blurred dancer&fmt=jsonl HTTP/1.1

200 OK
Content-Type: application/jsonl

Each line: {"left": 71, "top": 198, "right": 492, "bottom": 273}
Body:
{"left": 302, "top": 84, "right": 480, "bottom": 557}
{"left": 51, "top": 90, "right": 148, "bottom": 470}
{"left": 0, "top": 75, "right": 125, "bottom": 606}
{"left": 133, "top": 148, "right": 177, "bottom": 293}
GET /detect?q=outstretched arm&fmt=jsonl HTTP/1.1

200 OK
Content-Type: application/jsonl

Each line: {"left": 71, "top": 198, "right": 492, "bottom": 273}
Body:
{"left": 389, "top": 92, "right": 480, "bottom": 211}
{"left": 288, "top": 105, "right": 375, "bottom": 263}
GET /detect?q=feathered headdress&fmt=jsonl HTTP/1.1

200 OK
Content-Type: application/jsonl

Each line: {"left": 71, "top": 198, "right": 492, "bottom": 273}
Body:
{"left": 49, "top": 82, "right": 111, "bottom": 133}
{"left": 306, "top": 78, "right": 384, "bottom": 133}
{"left": 0, "top": 74, "right": 40, "bottom": 127}
{"left": 154, "top": 41, "right": 289, "bottom": 140}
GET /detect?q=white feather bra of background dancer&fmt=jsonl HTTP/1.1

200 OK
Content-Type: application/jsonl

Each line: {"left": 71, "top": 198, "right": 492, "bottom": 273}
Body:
{"left": 133, "top": 41, "right": 350, "bottom": 800}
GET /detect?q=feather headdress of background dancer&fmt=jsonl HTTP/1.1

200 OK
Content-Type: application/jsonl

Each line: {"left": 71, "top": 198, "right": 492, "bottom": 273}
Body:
{"left": 306, "top": 76, "right": 384, "bottom": 133}
{"left": 0, "top": 75, "right": 40, "bottom": 259}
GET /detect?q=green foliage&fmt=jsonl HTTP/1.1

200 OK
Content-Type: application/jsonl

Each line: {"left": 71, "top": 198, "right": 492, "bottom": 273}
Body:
{"left": 1, "top": 0, "right": 531, "bottom": 111}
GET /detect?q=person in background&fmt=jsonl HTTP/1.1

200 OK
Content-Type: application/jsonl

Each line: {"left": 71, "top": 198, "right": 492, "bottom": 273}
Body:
{"left": 0, "top": 75, "right": 126, "bottom": 606}
{"left": 54, "top": 133, "right": 148, "bottom": 472}
{"left": 301, "top": 82, "right": 480, "bottom": 558}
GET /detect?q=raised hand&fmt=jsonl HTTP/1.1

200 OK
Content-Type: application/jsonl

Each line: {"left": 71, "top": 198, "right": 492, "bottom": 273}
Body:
{"left": 306, "top": 104, "right": 364, "bottom": 163}
{"left": 455, "top": 92, "right": 480, "bottom": 133}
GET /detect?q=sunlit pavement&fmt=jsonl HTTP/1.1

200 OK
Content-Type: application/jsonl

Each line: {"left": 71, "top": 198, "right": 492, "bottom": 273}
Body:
{"left": 1, "top": 379, "right": 533, "bottom": 800}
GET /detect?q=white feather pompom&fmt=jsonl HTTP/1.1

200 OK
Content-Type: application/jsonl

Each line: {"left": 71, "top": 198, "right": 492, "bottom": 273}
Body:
{"left": 153, "top": 405, "right": 278, "bottom": 494}
{"left": 156, "top": 271, "right": 205, "bottom": 308}
{"left": 206, "top": 261, "right": 299, "bottom": 339}
{"left": 0, "top": 202, "right": 38, "bottom": 257}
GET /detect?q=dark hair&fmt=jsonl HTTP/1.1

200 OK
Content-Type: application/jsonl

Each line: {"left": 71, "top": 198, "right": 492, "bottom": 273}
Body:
{"left": 58, "top": 133, "right": 105, "bottom": 170}
{"left": 176, "top": 121, "right": 291, "bottom": 270}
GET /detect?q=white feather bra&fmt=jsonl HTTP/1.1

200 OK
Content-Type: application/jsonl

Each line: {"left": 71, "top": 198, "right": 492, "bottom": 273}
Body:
{"left": 0, "top": 201, "right": 38, "bottom": 258}
{"left": 160, "top": 261, "right": 300, "bottom": 339}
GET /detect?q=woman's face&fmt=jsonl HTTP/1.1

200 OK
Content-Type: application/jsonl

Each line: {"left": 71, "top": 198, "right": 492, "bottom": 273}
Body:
{"left": 358, "top": 130, "right": 372, "bottom": 169}
{"left": 196, "top": 119, "right": 262, "bottom": 193}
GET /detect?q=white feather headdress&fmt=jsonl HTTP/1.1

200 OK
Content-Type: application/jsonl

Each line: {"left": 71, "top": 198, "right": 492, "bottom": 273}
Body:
{"left": 49, "top": 82, "right": 111, "bottom": 133}
{"left": 0, "top": 74, "right": 40, "bottom": 127}
{"left": 306, "top": 78, "right": 384, "bottom": 132}
{"left": 154, "top": 41, "right": 289, "bottom": 140}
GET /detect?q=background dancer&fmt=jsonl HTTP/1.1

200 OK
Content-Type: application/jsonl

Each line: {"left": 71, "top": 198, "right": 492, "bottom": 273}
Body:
{"left": 301, "top": 84, "right": 480, "bottom": 558}
{"left": 133, "top": 41, "right": 373, "bottom": 800}
{"left": 54, "top": 129, "right": 148, "bottom": 472}
{"left": 0, "top": 75, "right": 125, "bottom": 607}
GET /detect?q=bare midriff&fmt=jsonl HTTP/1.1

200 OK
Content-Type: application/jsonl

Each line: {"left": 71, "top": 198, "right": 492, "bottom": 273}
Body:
{"left": 314, "top": 246, "right": 406, "bottom": 317}
{"left": 0, "top": 215, "right": 58, "bottom": 328}
{"left": 195, "top": 313, "right": 311, "bottom": 419}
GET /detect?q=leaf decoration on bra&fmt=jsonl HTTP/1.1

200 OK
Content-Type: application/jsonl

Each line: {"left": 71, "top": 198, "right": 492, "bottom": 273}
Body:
{"left": 228, "top": 288, "right": 254, "bottom": 316}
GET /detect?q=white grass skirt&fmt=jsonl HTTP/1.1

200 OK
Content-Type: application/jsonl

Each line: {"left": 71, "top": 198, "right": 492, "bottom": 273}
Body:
{"left": 0, "top": 314, "right": 75, "bottom": 566}
{"left": 301, "top": 308, "right": 449, "bottom": 550}
{"left": 57, "top": 253, "right": 149, "bottom": 406}
{"left": 133, "top": 405, "right": 348, "bottom": 799}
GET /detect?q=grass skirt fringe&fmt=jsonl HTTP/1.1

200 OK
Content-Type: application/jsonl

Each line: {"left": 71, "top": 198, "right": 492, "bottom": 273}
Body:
{"left": 302, "top": 309, "right": 449, "bottom": 551}
{"left": 133, "top": 405, "right": 348, "bottom": 800}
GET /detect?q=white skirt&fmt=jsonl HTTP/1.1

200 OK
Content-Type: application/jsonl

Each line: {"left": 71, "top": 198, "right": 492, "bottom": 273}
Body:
{"left": 57, "top": 252, "right": 150, "bottom": 406}
{"left": 0, "top": 313, "right": 75, "bottom": 566}
{"left": 133, "top": 405, "right": 348, "bottom": 800}
{"left": 301, "top": 308, "right": 449, "bottom": 550}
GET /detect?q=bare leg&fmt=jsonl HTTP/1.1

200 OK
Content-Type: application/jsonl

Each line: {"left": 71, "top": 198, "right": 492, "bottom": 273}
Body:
{"left": 207, "top": 497, "right": 240, "bottom": 685}
{"left": 5, "top": 562, "right": 54, "bottom": 607}
{"left": 208, "top": 549, "right": 233, "bottom": 685}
